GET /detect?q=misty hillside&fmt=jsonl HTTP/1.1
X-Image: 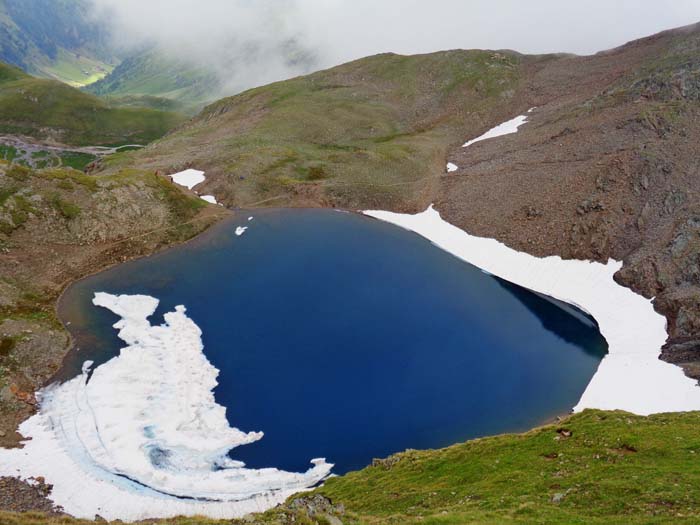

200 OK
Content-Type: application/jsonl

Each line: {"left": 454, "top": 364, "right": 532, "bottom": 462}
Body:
{"left": 85, "top": 48, "right": 222, "bottom": 113}
{"left": 0, "top": 0, "right": 318, "bottom": 109}
{"left": 88, "top": 41, "right": 319, "bottom": 111}
{"left": 0, "top": 60, "right": 184, "bottom": 145}
{"left": 0, "top": 0, "right": 116, "bottom": 87}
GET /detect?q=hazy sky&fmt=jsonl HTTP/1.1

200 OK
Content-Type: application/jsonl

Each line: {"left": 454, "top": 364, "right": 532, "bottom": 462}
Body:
{"left": 89, "top": 0, "right": 700, "bottom": 95}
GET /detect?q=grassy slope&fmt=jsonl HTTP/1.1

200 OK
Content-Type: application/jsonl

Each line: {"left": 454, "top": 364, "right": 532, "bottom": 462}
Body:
{"left": 313, "top": 410, "right": 700, "bottom": 524}
{"left": 0, "top": 0, "right": 115, "bottom": 88}
{"left": 0, "top": 62, "right": 185, "bottom": 146}
{"left": 35, "top": 48, "right": 114, "bottom": 88}
{"left": 86, "top": 49, "right": 220, "bottom": 112}
{"left": 1, "top": 411, "right": 700, "bottom": 524}
{"left": 108, "top": 50, "right": 526, "bottom": 209}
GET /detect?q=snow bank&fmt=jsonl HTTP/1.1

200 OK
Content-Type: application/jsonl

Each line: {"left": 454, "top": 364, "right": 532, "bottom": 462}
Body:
{"left": 446, "top": 162, "right": 458, "bottom": 173}
{"left": 0, "top": 293, "right": 332, "bottom": 521}
{"left": 463, "top": 109, "right": 534, "bottom": 148}
{"left": 201, "top": 195, "right": 218, "bottom": 204}
{"left": 170, "top": 169, "right": 206, "bottom": 190}
{"left": 364, "top": 206, "right": 700, "bottom": 416}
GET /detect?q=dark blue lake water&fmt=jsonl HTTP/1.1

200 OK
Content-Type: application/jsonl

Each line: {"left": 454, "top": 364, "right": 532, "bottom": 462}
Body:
{"left": 57, "top": 209, "right": 607, "bottom": 475}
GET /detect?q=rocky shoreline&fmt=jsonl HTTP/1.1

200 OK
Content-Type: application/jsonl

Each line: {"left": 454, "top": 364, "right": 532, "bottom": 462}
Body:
{"left": 0, "top": 161, "right": 229, "bottom": 513}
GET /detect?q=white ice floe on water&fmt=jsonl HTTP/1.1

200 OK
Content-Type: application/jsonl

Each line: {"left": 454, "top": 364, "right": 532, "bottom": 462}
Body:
{"left": 446, "top": 162, "right": 458, "bottom": 173}
{"left": 462, "top": 110, "right": 534, "bottom": 148}
{"left": 364, "top": 206, "right": 700, "bottom": 416}
{"left": 0, "top": 293, "right": 332, "bottom": 521}
{"left": 200, "top": 195, "right": 218, "bottom": 204}
{"left": 248, "top": 216, "right": 254, "bottom": 221}
{"left": 235, "top": 226, "right": 248, "bottom": 236}
{"left": 170, "top": 169, "right": 206, "bottom": 190}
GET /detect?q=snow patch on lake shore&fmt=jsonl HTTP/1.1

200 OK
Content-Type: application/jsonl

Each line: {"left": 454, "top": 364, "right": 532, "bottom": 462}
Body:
{"left": 0, "top": 293, "right": 332, "bottom": 521}
{"left": 364, "top": 206, "right": 700, "bottom": 416}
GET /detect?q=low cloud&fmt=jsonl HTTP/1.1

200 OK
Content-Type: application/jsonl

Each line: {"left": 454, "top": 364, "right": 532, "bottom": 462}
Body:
{"left": 89, "top": 0, "right": 700, "bottom": 97}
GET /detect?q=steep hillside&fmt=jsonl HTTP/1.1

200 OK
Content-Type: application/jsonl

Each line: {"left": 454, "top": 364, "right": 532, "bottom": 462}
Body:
{"left": 0, "top": 61, "right": 184, "bottom": 146}
{"left": 0, "top": 162, "right": 225, "bottom": 451}
{"left": 439, "top": 23, "right": 700, "bottom": 379}
{"left": 108, "top": 23, "right": 700, "bottom": 381}
{"left": 106, "top": 49, "right": 528, "bottom": 208}
{"left": 0, "top": 0, "right": 116, "bottom": 87}
{"left": 86, "top": 48, "right": 221, "bottom": 112}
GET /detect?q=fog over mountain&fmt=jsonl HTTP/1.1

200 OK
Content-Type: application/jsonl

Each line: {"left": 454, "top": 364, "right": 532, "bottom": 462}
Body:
{"left": 90, "top": 0, "right": 700, "bottom": 97}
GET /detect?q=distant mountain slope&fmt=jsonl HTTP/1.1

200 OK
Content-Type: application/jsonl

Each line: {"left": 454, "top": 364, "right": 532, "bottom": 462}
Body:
{"left": 106, "top": 49, "right": 525, "bottom": 207}
{"left": 85, "top": 48, "right": 221, "bottom": 112}
{"left": 0, "top": 61, "right": 184, "bottom": 146}
{"left": 0, "top": 0, "right": 116, "bottom": 87}
{"left": 87, "top": 40, "right": 319, "bottom": 112}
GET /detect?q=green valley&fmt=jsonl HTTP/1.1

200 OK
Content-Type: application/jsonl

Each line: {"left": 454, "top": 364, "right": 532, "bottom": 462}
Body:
{"left": 0, "top": 0, "right": 115, "bottom": 87}
{"left": 86, "top": 48, "right": 221, "bottom": 113}
{"left": 0, "top": 61, "right": 184, "bottom": 146}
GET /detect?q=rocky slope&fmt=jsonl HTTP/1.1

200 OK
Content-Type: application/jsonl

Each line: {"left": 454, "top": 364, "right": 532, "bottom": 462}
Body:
{"left": 0, "top": 163, "right": 225, "bottom": 449}
{"left": 440, "top": 24, "right": 700, "bottom": 379}
{"left": 108, "top": 22, "right": 700, "bottom": 380}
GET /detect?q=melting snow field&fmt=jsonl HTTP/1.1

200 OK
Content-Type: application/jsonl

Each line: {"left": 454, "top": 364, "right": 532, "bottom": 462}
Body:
{"left": 364, "top": 206, "right": 700, "bottom": 416}
{"left": 170, "top": 169, "right": 220, "bottom": 205}
{"left": 0, "top": 293, "right": 332, "bottom": 521}
{"left": 170, "top": 169, "right": 206, "bottom": 190}
{"left": 462, "top": 108, "right": 535, "bottom": 148}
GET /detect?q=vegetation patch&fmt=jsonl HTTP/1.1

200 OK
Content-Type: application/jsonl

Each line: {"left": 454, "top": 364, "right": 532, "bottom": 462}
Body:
{"left": 36, "top": 169, "right": 98, "bottom": 191}
{"left": 6, "top": 165, "right": 31, "bottom": 181}
{"left": 58, "top": 152, "right": 96, "bottom": 171}
{"left": 0, "top": 336, "right": 15, "bottom": 357}
{"left": 49, "top": 194, "right": 80, "bottom": 219}
{"left": 0, "top": 144, "right": 18, "bottom": 162}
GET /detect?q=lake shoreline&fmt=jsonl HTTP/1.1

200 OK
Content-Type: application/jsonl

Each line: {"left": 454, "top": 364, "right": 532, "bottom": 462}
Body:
{"left": 4, "top": 206, "right": 609, "bottom": 520}
{"left": 365, "top": 206, "right": 700, "bottom": 415}
{"left": 2, "top": 203, "right": 697, "bottom": 520}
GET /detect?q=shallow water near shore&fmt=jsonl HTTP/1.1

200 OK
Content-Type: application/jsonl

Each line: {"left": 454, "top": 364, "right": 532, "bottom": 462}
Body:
{"left": 57, "top": 208, "right": 607, "bottom": 475}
